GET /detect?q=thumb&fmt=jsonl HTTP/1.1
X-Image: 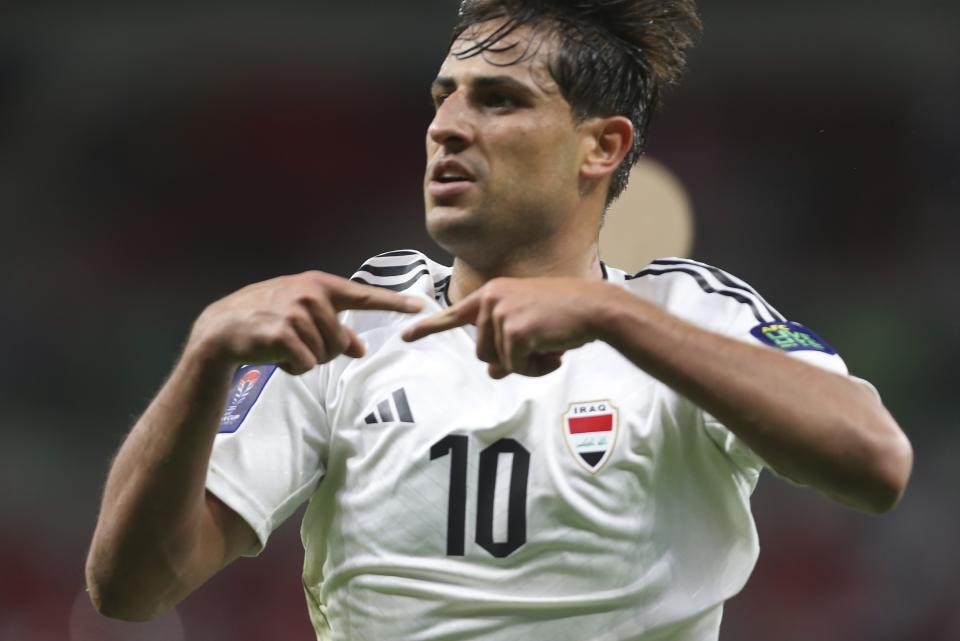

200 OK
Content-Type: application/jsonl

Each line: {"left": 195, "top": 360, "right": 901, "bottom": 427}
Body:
{"left": 528, "top": 351, "right": 564, "bottom": 376}
{"left": 342, "top": 326, "right": 366, "bottom": 358}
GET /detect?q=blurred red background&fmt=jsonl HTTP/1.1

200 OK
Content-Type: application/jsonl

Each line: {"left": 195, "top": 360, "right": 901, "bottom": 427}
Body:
{"left": 1, "top": 2, "right": 958, "bottom": 640}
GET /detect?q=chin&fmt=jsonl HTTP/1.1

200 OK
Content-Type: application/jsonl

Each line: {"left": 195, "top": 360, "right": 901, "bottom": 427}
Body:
{"left": 426, "top": 205, "right": 487, "bottom": 256}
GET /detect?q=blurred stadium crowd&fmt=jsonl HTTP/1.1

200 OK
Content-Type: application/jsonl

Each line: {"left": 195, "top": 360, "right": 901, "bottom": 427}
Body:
{"left": 1, "top": 2, "right": 958, "bottom": 640}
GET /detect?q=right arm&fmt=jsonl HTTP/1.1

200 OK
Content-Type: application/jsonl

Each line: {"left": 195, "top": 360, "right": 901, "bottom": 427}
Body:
{"left": 85, "top": 272, "right": 422, "bottom": 620}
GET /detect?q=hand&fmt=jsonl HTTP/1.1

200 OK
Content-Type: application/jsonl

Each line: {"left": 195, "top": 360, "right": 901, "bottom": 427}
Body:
{"left": 188, "top": 271, "right": 423, "bottom": 375}
{"left": 402, "top": 277, "right": 611, "bottom": 379}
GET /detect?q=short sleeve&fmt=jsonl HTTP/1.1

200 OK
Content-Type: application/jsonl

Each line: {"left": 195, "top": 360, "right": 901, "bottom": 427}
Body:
{"left": 206, "top": 364, "right": 329, "bottom": 556}
{"left": 700, "top": 293, "right": 852, "bottom": 481}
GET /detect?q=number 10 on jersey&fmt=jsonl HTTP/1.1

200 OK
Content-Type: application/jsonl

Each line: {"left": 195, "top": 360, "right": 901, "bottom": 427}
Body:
{"left": 430, "top": 435, "right": 531, "bottom": 558}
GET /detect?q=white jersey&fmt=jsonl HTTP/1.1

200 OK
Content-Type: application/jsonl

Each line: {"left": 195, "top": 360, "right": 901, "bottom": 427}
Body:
{"left": 206, "top": 249, "right": 854, "bottom": 641}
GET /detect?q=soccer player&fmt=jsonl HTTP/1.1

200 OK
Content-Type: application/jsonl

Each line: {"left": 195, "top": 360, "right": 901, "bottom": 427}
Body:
{"left": 86, "top": 1, "right": 913, "bottom": 639}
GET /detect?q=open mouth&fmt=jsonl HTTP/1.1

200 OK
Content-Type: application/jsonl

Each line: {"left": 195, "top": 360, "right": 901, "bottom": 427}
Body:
{"left": 430, "top": 158, "right": 476, "bottom": 184}
{"left": 428, "top": 160, "right": 476, "bottom": 200}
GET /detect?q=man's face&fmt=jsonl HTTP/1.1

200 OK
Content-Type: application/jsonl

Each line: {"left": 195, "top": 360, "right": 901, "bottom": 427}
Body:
{"left": 424, "top": 22, "right": 587, "bottom": 262}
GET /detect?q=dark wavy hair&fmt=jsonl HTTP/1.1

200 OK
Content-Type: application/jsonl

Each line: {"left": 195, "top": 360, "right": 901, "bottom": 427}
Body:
{"left": 451, "top": 0, "right": 701, "bottom": 205}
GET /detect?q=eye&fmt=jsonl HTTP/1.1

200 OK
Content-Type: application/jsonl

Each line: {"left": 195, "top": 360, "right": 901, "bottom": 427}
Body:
{"left": 432, "top": 93, "right": 450, "bottom": 109}
{"left": 484, "top": 92, "right": 517, "bottom": 109}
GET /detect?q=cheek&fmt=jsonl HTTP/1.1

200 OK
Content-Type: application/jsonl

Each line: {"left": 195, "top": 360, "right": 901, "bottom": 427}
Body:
{"left": 497, "top": 129, "right": 574, "bottom": 178}
{"left": 520, "top": 132, "right": 580, "bottom": 191}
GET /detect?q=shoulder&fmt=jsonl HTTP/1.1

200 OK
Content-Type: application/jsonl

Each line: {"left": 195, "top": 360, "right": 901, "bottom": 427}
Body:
{"left": 345, "top": 249, "right": 452, "bottom": 334}
{"left": 610, "top": 256, "right": 846, "bottom": 368}
{"left": 608, "top": 257, "right": 783, "bottom": 330}
{"left": 349, "top": 249, "right": 451, "bottom": 300}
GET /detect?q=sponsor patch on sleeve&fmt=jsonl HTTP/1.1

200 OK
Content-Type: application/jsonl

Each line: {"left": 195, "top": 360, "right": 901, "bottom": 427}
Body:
{"left": 749, "top": 321, "right": 836, "bottom": 355}
{"left": 218, "top": 364, "right": 277, "bottom": 434}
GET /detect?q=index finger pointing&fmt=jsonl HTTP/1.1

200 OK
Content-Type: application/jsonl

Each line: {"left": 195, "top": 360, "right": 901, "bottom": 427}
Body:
{"left": 402, "top": 297, "right": 479, "bottom": 342}
{"left": 329, "top": 279, "right": 424, "bottom": 313}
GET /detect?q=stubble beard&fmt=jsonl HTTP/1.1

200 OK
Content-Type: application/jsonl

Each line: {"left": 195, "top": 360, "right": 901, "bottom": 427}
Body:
{"left": 426, "top": 199, "right": 558, "bottom": 273}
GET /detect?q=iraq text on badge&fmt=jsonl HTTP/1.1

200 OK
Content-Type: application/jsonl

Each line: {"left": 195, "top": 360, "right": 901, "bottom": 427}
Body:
{"left": 562, "top": 400, "right": 620, "bottom": 473}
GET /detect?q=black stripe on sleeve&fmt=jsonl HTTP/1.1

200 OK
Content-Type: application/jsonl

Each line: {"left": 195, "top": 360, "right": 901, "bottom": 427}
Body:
{"left": 355, "top": 259, "right": 427, "bottom": 278}
{"left": 650, "top": 259, "right": 783, "bottom": 321}
{"left": 627, "top": 267, "right": 770, "bottom": 323}
{"left": 351, "top": 268, "right": 431, "bottom": 292}
{"left": 364, "top": 413, "right": 377, "bottom": 424}
{"left": 375, "top": 250, "right": 420, "bottom": 257}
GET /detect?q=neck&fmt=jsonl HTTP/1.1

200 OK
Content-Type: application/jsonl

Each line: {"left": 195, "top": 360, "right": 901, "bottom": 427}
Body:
{"left": 442, "top": 184, "right": 611, "bottom": 304}
{"left": 448, "top": 238, "right": 604, "bottom": 304}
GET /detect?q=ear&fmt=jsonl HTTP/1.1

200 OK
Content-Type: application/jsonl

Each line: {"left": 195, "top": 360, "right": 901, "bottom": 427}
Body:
{"left": 578, "top": 116, "right": 634, "bottom": 182}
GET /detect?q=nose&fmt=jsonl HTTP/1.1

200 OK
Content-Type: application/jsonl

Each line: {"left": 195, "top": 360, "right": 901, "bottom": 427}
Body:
{"left": 427, "top": 92, "right": 475, "bottom": 152}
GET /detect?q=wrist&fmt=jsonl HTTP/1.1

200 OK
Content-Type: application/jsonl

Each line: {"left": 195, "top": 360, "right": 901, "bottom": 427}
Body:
{"left": 587, "top": 284, "right": 631, "bottom": 344}
{"left": 181, "top": 329, "right": 241, "bottom": 383}
{"left": 588, "top": 284, "right": 664, "bottom": 351}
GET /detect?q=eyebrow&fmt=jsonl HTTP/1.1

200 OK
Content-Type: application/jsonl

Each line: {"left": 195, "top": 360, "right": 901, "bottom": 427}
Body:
{"left": 431, "top": 75, "right": 537, "bottom": 98}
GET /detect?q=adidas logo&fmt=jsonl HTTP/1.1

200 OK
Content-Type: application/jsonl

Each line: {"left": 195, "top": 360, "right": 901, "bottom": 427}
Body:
{"left": 364, "top": 388, "right": 415, "bottom": 424}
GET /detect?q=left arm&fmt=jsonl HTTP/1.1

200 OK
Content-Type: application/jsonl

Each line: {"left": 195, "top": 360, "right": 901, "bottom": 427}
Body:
{"left": 598, "top": 284, "right": 911, "bottom": 513}
{"left": 403, "top": 278, "right": 912, "bottom": 514}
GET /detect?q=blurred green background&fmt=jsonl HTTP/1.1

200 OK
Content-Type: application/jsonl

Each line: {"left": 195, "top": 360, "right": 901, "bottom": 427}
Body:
{"left": 1, "top": 1, "right": 958, "bottom": 640}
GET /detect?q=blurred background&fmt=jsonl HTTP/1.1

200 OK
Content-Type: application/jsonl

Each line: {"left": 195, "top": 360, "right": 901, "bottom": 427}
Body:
{"left": 1, "top": 1, "right": 958, "bottom": 640}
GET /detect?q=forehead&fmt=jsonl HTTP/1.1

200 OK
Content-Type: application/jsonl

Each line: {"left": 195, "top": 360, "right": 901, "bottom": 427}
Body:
{"left": 435, "top": 20, "right": 560, "bottom": 94}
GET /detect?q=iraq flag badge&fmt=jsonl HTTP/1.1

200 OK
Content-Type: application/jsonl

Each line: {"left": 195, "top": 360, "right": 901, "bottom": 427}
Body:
{"left": 563, "top": 400, "right": 619, "bottom": 473}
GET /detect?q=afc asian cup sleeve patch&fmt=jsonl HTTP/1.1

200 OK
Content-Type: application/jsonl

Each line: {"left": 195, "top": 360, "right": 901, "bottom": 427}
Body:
{"left": 218, "top": 364, "right": 278, "bottom": 434}
{"left": 750, "top": 321, "right": 836, "bottom": 355}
